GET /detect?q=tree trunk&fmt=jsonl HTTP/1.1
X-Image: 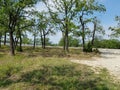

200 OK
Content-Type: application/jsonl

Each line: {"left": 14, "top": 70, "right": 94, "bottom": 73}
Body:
{"left": 41, "top": 35, "right": 44, "bottom": 49}
{"left": 65, "top": 28, "right": 69, "bottom": 52}
{"left": 18, "top": 28, "right": 23, "bottom": 52}
{"left": 82, "top": 23, "right": 85, "bottom": 52}
{"left": 14, "top": 37, "right": 18, "bottom": 49}
{"left": 64, "top": 6, "right": 69, "bottom": 52}
{"left": 8, "top": 11, "right": 17, "bottom": 55}
{"left": 42, "top": 30, "right": 46, "bottom": 49}
{"left": 91, "top": 22, "right": 96, "bottom": 46}
{"left": 0, "top": 34, "right": 2, "bottom": 48}
{"left": 16, "top": 25, "right": 23, "bottom": 52}
{"left": 9, "top": 31, "right": 15, "bottom": 56}
{"left": 19, "top": 34, "right": 23, "bottom": 52}
{"left": 62, "top": 31, "right": 65, "bottom": 50}
{"left": 33, "top": 35, "right": 36, "bottom": 49}
{"left": 4, "top": 32, "right": 6, "bottom": 45}
{"left": 43, "top": 34, "right": 46, "bottom": 49}
{"left": 40, "top": 31, "right": 43, "bottom": 49}
{"left": 80, "top": 15, "right": 85, "bottom": 52}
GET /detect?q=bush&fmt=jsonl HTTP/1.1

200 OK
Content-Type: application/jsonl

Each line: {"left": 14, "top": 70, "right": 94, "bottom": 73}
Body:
{"left": 16, "top": 46, "right": 23, "bottom": 52}
{"left": 59, "top": 36, "right": 80, "bottom": 47}
{"left": 84, "top": 42, "right": 93, "bottom": 52}
{"left": 94, "top": 39, "right": 120, "bottom": 49}
{"left": 93, "top": 48, "right": 100, "bottom": 53}
{"left": 0, "top": 64, "right": 22, "bottom": 79}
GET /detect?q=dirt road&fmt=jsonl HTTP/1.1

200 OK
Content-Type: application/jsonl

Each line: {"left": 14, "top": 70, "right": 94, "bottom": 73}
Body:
{"left": 71, "top": 49, "right": 120, "bottom": 80}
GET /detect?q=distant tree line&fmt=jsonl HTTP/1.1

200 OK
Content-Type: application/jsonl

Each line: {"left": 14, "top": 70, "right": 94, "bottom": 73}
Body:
{"left": 94, "top": 38, "right": 120, "bottom": 49}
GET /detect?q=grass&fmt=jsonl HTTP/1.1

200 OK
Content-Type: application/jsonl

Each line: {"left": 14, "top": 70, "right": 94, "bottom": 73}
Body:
{"left": 0, "top": 46, "right": 119, "bottom": 90}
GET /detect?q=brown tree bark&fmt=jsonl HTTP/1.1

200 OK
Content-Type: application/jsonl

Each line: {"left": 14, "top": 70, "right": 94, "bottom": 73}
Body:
{"left": 62, "top": 31, "right": 65, "bottom": 50}
{"left": 0, "top": 33, "right": 2, "bottom": 48}
{"left": 33, "top": 34, "right": 36, "bottom": 49}
{"left": 40, "top": 29, "right": 46, "bottom": 49}
{"left": 80, "top": 15, "right": 85, "bottom": 52}
{"left": 18, "top": 28, "right": 23, "bottom": 52}
{"left": 9, "top": 30, "right": 15, "bottom": 55}
{"left": 91, "top": 22, "right": 96, "bottom": 46}
{"left": 64, "top": 5, "right": 69, "bottom": 52}
{"left": 40, "top": 34, "right": 44, "bottom": 49}
{"left": 8, "top": 13, "right": 16, "bottom": 55}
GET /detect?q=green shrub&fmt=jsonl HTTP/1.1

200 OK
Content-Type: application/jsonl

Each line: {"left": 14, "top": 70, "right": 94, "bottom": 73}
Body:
{"left": 84, "top": 42, "right": 93, "bottom": 52}
{"left": 93, "top": 48, "right": 100, "bottom": 53}
{"left": 0, "top": 64, "right": 22, "bottom": 79}
{"left": 16, "top": 46, "right": 23, "bottom": 52}
{"left": 94, "top": 39, "right": 120, "bottom": 49}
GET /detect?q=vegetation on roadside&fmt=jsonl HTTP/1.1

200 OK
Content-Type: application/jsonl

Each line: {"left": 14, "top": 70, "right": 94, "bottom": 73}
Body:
{"left": 94, "top": 38, "right": 120, "bottom": 49}
{"left": 0, "top": 46, "right": 119, "bottom": 90}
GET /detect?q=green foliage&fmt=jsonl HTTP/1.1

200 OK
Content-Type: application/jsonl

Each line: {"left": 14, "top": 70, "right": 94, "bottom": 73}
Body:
{"left": 94, "top": 39, "right": 120, "bottom": 49}
{"left": 59, "top": 36, "right": 80, "bottom": 47}
{"left": 16, "top": 46, "right": 23, "bottom": 52}
{"left": 75, "top": 0, "right": 106, "bottom": 13}
{"left": 84, "top": 41, "right": 93, "bottom": 52}
{"left": 22, "top": 37, "right": 32, "bottom": 45}
{"left": 109, "top": 16, "right": 120, "bottom": 37}
{"left": 0, "top": 0, "right": 41, "bottom": 55}
{"left": 45, "top": 38, "right": 52, "bottom": 46}
{"left": 0, "top": 63, "right": 23, "bottom": 80}
{"left": 74, "top": 0, "right": 106, "bottom": 52}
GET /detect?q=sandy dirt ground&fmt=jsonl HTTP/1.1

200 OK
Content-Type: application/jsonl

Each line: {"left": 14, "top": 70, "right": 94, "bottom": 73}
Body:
{"left": 71, "top": 49, "right": 120, "bottom": 80}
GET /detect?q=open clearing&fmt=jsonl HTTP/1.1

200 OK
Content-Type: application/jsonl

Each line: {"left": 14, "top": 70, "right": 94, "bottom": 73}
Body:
{"left": 71, "top": 49, "right": 120, "bottom": 81}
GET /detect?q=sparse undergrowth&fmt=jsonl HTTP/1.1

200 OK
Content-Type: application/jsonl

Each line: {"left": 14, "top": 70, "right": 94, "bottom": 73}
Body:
{"left": 0, "top": 46, "right": 119, "bottom": 90}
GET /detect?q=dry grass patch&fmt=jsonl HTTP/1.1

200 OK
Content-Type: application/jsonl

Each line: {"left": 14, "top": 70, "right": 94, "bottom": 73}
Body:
{"left": 0, "top": 46, "right": 119, "bottom": 90}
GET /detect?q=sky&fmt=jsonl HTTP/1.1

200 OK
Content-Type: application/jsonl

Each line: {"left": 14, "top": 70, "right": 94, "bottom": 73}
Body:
{"left": 98, "top": 0, "right": 120, "bottom": 28}
{"left": 35, "top": 0, "right": 120, "bottom": 44}
{"left": 93, "top": 0, "right": 120, "bottom": 39}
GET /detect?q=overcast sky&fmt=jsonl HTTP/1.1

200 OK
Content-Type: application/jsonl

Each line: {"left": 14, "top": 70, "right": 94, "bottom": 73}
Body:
{"left": 35, "top": 0, "right": 120, "bottom": 44}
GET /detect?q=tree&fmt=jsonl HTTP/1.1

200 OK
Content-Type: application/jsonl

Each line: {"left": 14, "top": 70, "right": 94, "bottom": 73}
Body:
{"left": 109, "top": 16, "right": 120, "bottom": 37}
{"left": 75, "top": 0, "right": 106, "bottom": 52}
{"left": 59, "top": 36, "right": 80, "bottom": 47}
{"left": 22, "top": 36, "right": 32, "bottom": 45}
{"left": 0, "top": 4, "right": 8, "bottom": 46}
{"left": 0, "top": 0, "right": 40, "bottom": 55}
{"left": 94, "top": 38, "right": 120, "bottom": 49}
{"left": 26, "top": 18, "right": 39, "bottom": 49}
{"left": 0, "top": 25, "right": 7, "bottom": 47}
{"left": 35, "top": 11, "right": 55, "bottom": 49}
{"left": 91, "top": 17, "right": 104, "bottom": 46}
{"left": 15, "top": 18, "right": 34, "bottom": 51}
{"left": 43, "top": 0, "right": 75, "bottom": 52}
{"left": 0, "top": 32, "right": 2, "bottom": 48}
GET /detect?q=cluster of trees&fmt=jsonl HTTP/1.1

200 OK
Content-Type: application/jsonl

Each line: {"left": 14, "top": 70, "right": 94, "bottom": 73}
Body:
{"left": 109, "top": 16, "right": 120, "bottom": 37}
{"left": 43, "top": 0, "right": 106, "bottom": 52}
{"left": 94, "top": 38, "right": 120, "bottom": 49}
{"left": 0, "top": 0, "right": 41, "bottom": 55}
{"left": 59, "top": 36, "right": 80, "bottom": 47}
{"left": 0, "top": 0, "right": 120, "bottom": 56}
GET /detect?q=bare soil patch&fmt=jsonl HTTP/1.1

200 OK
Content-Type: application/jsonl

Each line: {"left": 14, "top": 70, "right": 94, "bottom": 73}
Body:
{"left": 71, "top": 49, "right": 120, "bottom": 81}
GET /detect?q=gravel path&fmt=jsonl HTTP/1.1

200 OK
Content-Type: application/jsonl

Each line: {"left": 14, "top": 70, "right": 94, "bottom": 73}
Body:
{"left": 71, "top": 49, "right": 120, "bottom": 80}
